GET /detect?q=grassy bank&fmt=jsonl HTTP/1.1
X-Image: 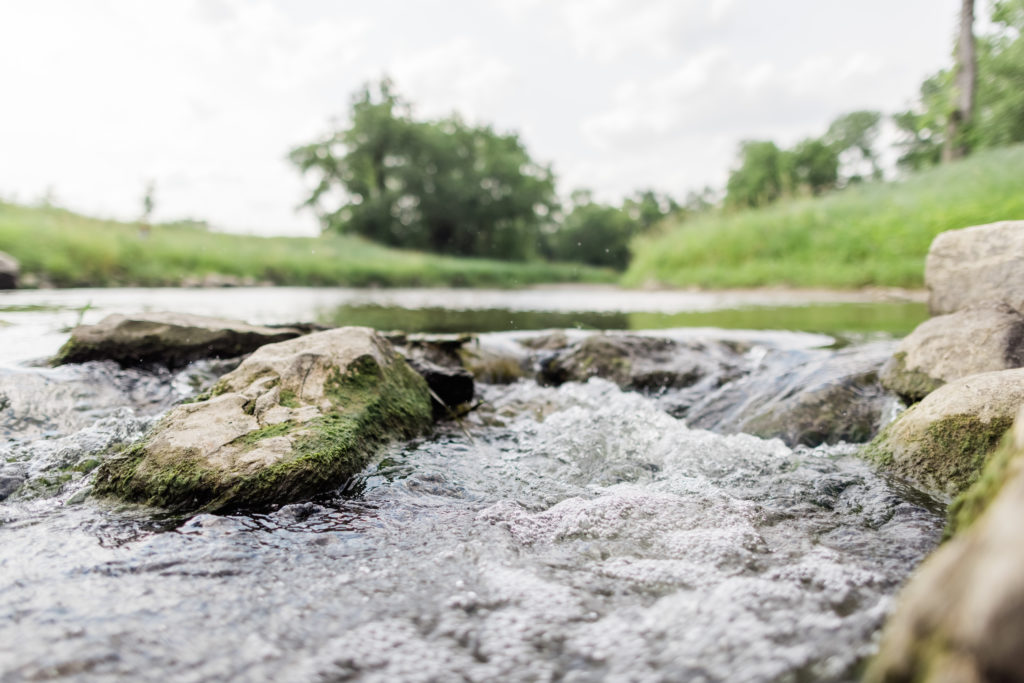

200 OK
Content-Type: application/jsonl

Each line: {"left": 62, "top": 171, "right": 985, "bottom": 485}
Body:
{"left": 0, "top": 202, "right": 614, "bottom": 288}
{"left": 624, "top": 145, "right": 1024, "bottom": 289}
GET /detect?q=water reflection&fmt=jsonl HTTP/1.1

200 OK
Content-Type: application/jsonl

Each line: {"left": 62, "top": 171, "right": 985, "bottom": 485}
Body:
{"left": 319, "top": 301, "right": 928, "bottom": 336}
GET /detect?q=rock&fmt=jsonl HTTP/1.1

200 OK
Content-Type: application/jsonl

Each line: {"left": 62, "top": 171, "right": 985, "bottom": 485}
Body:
{"left": 0, "top": 474, "right": 25, "bottom": 500}
{"left": 880, "top": 304, "right": 1024, "bottom": 403}
{"left": 689, "top": 342, "right": 897, "bottom": 447}
{"left": 538, "top": 333, "right": 743, "bottom": 393}
{"left": 405, "top": 357, "right": 474, "bottom": 415}
{"left": 92, "top": 327, "right": 433, "bottom": 513}
{"left": 862, "top": 368, "right": 1024, "bottom": 496}
{"left": 866, "top": 407, "right": 1024, "bottom": 683}
{"left": 926, "top": 221, "right": 1024, "bottom": 315}
{"left": 54, "top": 312, "right": 304, "bottom": 369}
{"left": 387, "top": 333, "right": 476, "bottom": 414}
{"left": 0, "top": 251, "right": 18, "bottom": 289}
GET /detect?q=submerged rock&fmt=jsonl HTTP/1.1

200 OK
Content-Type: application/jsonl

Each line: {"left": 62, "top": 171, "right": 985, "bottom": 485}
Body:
{"left": 688, "top": 343, "right": 897, "bottom": 447}
{"left": 537, "top": 333, "right": 744, "bottom": 393}
{"left": 862, "top": 368, "right": 1024, "bottom": 496}
{"left": 0, "top": 251, "right": 18, "bottom": 289}
{"left": 54, "top": 312, "right": 303, "bottom": 368}
{"left": 93, "top": 327, "right": 433, "bottom": 513}
{"left": 867, "top": 407, "right": 1024, "bottom": 683}
{"left": 880, "top": 304, "right": 1024, "bottom": 404}
{"left": 926, "top": 220, "right": 1024, "bottom": 315}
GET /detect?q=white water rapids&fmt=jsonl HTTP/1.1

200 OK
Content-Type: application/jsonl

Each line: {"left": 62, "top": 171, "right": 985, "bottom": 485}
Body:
{"left": 0, "top": 288, "right": 942, "bottom": 682}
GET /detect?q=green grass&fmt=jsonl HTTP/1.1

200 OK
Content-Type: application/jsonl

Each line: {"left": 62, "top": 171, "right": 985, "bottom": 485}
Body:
{"left": 624, "top": 145, "right": 1024, "bottom": 289}
{"left": 0, "top": 202, "right": 614, "bottom": 288}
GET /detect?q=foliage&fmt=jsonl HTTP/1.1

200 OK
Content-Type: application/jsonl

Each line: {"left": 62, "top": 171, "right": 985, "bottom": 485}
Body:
{"left": 546, "top": 195, "right": 637, "bottom": 270}
{"left": 896, "top": 0, "right": 1024, "bottom": 167}
{"left": 621, "top": 189, "right": 681, "bottom": 230}
{"left": 787, "top": 138, "right": 839, "bottom": 196}
{"left": 624, "top": 144, "right": 1024, "bottom": 289}
{"left": 724, "top": 141, "right": 787, "bottom": 209}
{"left": 543, "top": 189, "right": 683, "bottom": 270}
{"left": 824, "top": 110, "right": 883, "bottom": 180}
{"left": 0, "top": 200, "right": 614, "bottom": 289}
{"left": 290, "top": 79, "right": 558, "bottom": 261}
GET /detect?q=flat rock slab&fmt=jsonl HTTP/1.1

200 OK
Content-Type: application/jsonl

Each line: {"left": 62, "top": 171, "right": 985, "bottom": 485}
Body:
{"left": 926, "top": 220, "right": 1024, "bottom": 315}
{"left": 54, "top": 312, "right": 304, "bottom": 368}
{"left": 867, "top": 407, "right": 1024, "bottom": 683}
{"left": 880, "top": 304, "right": 1024, "bottom": 403}
{"left": 93, "top": 327, "right": 432, "bottom": 513}
{"left": 863, "top": 368, "right": 1024, "bottom": 496}
{"left": 535, "top": 333, "right": 745, "bottom": 392}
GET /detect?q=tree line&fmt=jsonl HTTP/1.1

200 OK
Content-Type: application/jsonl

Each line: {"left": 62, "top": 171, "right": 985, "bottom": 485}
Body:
{"left": 726, "top": 0, "right": 1023, "bottom": 209}
{"left": 289, "top": 80, "right": 692, "bottom": 270}
{"left": 291, "top": 0, "right": 1022, "bottom": 269}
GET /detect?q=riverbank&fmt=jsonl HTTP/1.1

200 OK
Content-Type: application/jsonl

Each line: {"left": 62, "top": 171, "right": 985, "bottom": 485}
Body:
{"left": 625, "top": 144, "right": 1024, "bottom": 289}
{"left": 0, "top": 201, "right": 614, "bottom": 289}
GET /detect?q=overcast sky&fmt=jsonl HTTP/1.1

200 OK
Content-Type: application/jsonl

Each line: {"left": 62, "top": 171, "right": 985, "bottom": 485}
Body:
{"left": 0, "top": 0, "right": 962, "bottom": 235}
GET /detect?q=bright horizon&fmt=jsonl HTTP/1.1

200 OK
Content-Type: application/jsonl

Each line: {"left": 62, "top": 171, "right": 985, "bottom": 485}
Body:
{"left": 0, "top": 0, "right": 961, "bottom": 236}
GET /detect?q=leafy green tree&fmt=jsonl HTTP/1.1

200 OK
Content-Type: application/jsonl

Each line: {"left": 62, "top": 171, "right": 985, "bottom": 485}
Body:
{"left": 824, "top": 110, "right": 883, "bottom": 180}
{"left": 622, "top": 189, "right": 680, "bottom": 230}
{"left": 724, "top": 140, "right": 787, "bottom": 209}
{"left": 896, "top": 0, "right": 1024, "bottom": 168}
{"left": 546, "top": 191, "right": 640, "bottom": 270}
{"left": 786, "top": 138, "right": 839, "bottom": 195}
{"left": 290, "top": 79, "right": 558, "bottom": 261}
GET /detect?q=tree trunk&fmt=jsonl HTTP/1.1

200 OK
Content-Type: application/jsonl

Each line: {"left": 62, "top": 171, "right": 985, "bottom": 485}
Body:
{"left": 944, "top": 0, "right": 977, "bottom": 161}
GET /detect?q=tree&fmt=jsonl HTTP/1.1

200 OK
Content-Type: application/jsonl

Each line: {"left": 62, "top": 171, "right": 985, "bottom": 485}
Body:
{"left": 894, "top": 72, "right": 951, "bottom": 170}
{"left": 724, "top": 141, "right": 786, "bottom": 209}
{"left": 290, "top": 79, "right": 558, "bottom": 261}
{"left": 824, "top": 110, "right": 883, "bottom": 181}
{"left": 944, "top": 0, "right": 977, "bottom": 161}
{"left": 896, "top": 0, "right": 1024, "bottom": 168}
{"left": 787, "top": 138, "right": 839, "bottom": 195}
{"left": 621, "top": 189, "right": 680, "bottom": 230}
{"left": 546, "top": 192, "right": 640, "bottom": 270}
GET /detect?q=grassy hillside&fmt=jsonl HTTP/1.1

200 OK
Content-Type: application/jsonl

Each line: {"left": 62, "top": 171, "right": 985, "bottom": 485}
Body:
{"left": 0, "top": 202, "right": 613, "bottom": 288}
{"left": 624, "top": 145, "right": 1024, "bottom": 289}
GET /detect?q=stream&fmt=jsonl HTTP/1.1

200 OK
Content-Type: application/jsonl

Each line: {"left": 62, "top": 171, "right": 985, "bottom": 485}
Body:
{"left": 0, "top": 287, "right": 942, "bottom": 682}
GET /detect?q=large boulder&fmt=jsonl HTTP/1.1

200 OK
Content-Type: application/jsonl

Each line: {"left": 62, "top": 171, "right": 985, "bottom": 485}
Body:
{"left": 54, "top": 312, "right": 303, "bottom": 368}
{"left": 862, "top": 368, "right": 1024, "bottom": 496}
{"left": 926, "top": 221, "right": 1024, "bottom": 315}
{"left": 866, "top": 407, "right": 1024, "bottom": 683}
{"left": 93, "top": 327, "right": 433, "bottom": 513}
{"left": 880, "top": 304, "right": 1024, "bottom": 404}
{"left": 0, "top": 251, "right": 18, "bottom": 289}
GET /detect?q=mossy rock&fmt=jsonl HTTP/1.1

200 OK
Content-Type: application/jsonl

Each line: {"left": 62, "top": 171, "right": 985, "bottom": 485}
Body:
{"left": 866, "top": 407, "right": 1024, "bottom": 683}
{"left": 862, "top": 368, "right": 1024, "bottom": 496}
{"left": 93, "top": 327, "right": 432, "bottom": 513}
{"left": 879, "top": 304, "right": 1024, "bottom": 404}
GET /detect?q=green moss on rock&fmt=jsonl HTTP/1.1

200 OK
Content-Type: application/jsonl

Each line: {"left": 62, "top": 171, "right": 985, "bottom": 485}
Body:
{"left": 880, "top": 351, "right": 945, "bottom": 404}
{"left": 93, "top": 340, "right": 432, "bottom": 513}
{"left": 863, "top": 412, "right": 1014, "bottom": 495}
{"left": 945, "top": 430, "right": 1018, "bottom": 538}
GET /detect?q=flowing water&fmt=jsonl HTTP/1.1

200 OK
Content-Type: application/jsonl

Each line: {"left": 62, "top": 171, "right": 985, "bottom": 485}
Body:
{"left": 0, "top": 287, "right": 942, "bottom": 682}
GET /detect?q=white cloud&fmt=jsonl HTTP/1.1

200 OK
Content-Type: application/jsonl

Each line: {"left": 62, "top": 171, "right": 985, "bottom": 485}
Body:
{"left": 561, "top": 0, "right": 736, "bottom": 62}
{"left": 389, "top": 38, "right": 519, "bottom": 125}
